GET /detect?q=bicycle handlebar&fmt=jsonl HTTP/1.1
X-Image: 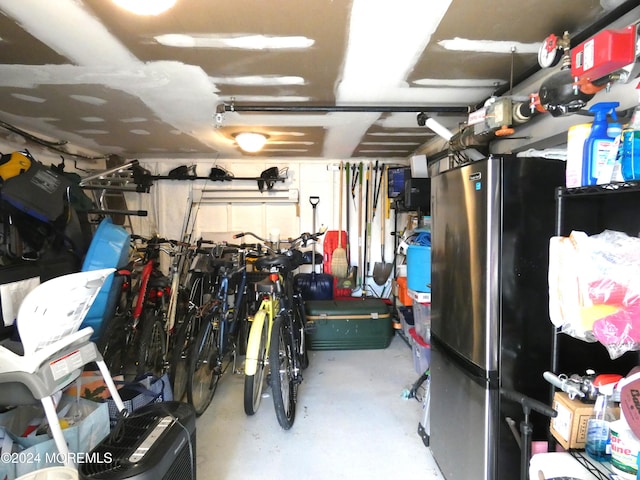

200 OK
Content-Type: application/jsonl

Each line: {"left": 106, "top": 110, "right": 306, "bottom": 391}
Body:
{"left": 234, "top": 228, "right": 327, "bottom": 253}
{"left": 130, "top": 234, "right": 191, "bottom": 247}
{"left": 193, "top": 238, "right": 265, "bottom": 257}
{"left": 130, "top": 234, "right": 192, "bottom": 260}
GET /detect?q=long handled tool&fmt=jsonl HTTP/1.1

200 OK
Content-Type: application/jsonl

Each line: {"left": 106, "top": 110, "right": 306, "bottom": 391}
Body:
{"left": 357, "top": 162, "right": 364, "bottom": 288}
{"left": 364, "top": 163, "right": 373, "bottom": 291}
{"left": 331, "top": 162, "right": 348, "bottom": 278}
{"left": 351, "top": 162, "right": 359, "bottom": 210}
{"left": 373, "top": 164, "right": 393, "bottom": 285}
{"left": 294, "top": 196, "right": 333, "bottom": 300}
{"left": 345, "top": 161, "right": 350, "bottom": 261}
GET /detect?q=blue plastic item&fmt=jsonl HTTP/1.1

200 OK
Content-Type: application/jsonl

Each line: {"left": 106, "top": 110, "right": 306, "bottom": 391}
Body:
{"left": 407, "top": 244, "right": 431, "bottom": 293}
{"left": 80, "top": 218, "right": 130, "bottom": 341}
{"left": 622, "top": 129, "right": 640, "bottom": 180}
{"left": 582, "top": 101, "right": 620, "bottom": 186}
{"left": 622, "top": 85, "right": 640, "bottom": 181}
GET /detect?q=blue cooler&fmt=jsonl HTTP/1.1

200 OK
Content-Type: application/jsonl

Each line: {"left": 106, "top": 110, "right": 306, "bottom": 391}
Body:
{"left": 407, "top": 244, "right": 431, "bottom": 293}
{"left": 81, "top": 218, "right": 130, "bottom": 341}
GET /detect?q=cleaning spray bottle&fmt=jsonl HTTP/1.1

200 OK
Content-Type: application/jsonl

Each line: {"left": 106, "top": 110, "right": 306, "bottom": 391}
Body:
{"left": 582, "top": 101, "right": 620, "bottom": 186}
{"left": 586, "top": 379, "right": 619, "bottom": 462}
{"left": 622, "top": 82, "right": 640, "bottom": 181}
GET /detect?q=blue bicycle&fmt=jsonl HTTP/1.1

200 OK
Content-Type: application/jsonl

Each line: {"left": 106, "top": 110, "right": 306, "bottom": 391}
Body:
{"left": 186, "top": 242, "right": 258, "bottom": 416}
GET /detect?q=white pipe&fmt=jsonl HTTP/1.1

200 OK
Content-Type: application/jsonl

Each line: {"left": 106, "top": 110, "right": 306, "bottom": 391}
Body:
{"left": 424, "top": 117, "right": 454, "bottom": 141}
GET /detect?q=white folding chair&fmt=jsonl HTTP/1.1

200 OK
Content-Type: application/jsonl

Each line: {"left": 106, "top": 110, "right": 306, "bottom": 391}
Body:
{"left": 0, "top": 268, "right": 126, "bottom": 469}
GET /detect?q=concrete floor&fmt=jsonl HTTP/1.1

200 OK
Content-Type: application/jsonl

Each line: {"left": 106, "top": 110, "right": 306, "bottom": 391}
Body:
{"left": 194, "top": 333, "right": 445, "bottom": 480}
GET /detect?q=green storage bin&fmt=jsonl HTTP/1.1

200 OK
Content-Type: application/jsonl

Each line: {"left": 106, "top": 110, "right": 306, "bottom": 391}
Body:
{"left": 304, "top": 299, "right": 393, "bottom": 350}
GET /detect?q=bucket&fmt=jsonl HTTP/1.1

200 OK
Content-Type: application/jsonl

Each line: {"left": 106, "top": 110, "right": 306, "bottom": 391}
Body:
{"left": 16, "top": 467, "right": 79, "bottom": 480}
{"left": 610, "top": 419, "right": 640, "bottom": 479}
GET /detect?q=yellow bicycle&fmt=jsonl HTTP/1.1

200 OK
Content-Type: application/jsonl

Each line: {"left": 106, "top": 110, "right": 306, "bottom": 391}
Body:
{"left": 243, "top": 280, "right": 278, "bottom": 415}
{"left": 236, "top": 229, "right": 323, "bottom": 427}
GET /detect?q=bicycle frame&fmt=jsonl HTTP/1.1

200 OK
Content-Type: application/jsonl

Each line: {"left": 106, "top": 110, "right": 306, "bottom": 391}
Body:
{"left": 187, "top": 247, "right": 251, "bottom": 415}
{"left": 164, "top": 242, "right": 191, "bottom": 335}
{"left": 218, "top": 260, "right": 248, "bottom": 350}
{"left": 245, "top": 293, "right": 279, "bottom": 376}
{"left": 131, "top": 258, "right": 156, "bottom": 327}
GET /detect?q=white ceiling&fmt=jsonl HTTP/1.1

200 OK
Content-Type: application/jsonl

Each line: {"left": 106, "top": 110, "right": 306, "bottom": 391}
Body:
{"left": 0, "top": 0, "right": 634, "bottom": 163}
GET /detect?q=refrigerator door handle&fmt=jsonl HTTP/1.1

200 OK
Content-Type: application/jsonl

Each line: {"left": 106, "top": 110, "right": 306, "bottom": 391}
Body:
{"left": 431, "top": 333, "right": 499, "bottom": 388}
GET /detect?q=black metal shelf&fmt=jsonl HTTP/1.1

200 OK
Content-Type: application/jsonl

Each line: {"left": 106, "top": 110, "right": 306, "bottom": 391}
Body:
{"left": 568, "top": 450, "right": 614, "bottom": 480}
{"left": 551, "top": 180, "right": 640, "bottom": 456}
{"left": 558, "top": 181, "right": 640, "bottom": 198}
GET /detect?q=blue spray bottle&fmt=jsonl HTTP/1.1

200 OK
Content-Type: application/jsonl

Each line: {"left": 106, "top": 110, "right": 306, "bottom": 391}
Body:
{"left": 582, "top": 102, "right": 620, "bottom": 186}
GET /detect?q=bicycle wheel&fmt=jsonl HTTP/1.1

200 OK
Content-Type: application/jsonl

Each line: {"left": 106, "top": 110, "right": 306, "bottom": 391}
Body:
{"left": 243, "top": 309, "right": 269, "bottom": 415}
{"left": 269, "top": 314, "right": 297, "bottom": 429}
{"left": 293, "top": 299, "right": 309, "bottom": 370}
{"left": 236, "top": 293, "right": 251, "bottom": 356}
{"left": 98, "top": 312, "right": 128, "bottom": 375}
{"left": 187, "top": 316, "right": 220, "bottom": 416}
{"left": 170, "top": 311, "right": 199, "bottom": 402}
{"left": 137, "top": 309, "right": 167, "bottom": 377}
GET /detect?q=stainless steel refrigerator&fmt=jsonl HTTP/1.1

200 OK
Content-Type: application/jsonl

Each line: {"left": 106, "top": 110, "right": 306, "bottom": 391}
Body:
{"left": 429, "top": 155, "right": 565, "bottom": 480}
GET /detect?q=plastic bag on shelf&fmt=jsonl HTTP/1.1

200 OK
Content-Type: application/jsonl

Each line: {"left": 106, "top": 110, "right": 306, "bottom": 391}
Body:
{"left": 549, "top": 229, "right": 640, "bottom": 358}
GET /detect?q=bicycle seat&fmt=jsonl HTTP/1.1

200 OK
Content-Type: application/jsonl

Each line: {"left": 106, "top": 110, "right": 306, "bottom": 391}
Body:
{"left": 254, "top": 254, "right": 294, "bottom": 273}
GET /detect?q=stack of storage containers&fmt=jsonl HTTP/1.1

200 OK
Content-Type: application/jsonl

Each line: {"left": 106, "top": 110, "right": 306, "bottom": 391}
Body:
{"left": 406, "top": 225, "right": 431, "bottom": 374}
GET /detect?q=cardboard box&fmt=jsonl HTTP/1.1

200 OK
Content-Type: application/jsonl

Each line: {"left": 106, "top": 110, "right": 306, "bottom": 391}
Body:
{"left": 549, "top": 391, "right": 620, "bottom": 450}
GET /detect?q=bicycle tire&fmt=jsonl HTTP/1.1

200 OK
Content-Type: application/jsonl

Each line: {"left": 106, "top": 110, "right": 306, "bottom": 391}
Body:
{"left": 98, "top": 312, "right": 128, "bottom": 375}
{"left": 243, "top": 309, "right": 269, "bottom": 415}
{"left": 170, "top": 311, "right": 199, "bottom": 402}
{"left": 187, "top": 316, "right": 220, "bottom": 416}
{"left": 137, "top": 309, "right": 167, "bottom": 377}
{"left": 269, "top": 314, "right": 297, "bottom": 430}
{"left": 293, "top": 300, "right": 309, "bottom": 370}
{"left": 236, "top": 293, "right": 251, "bottom": 356}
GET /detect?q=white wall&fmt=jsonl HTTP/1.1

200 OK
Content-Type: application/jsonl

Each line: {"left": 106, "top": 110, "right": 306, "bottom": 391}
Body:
{"left": 121, "top": 158, "right": 410, "bottom": 296}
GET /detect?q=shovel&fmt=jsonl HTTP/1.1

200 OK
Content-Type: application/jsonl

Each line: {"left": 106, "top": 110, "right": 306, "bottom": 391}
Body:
{"left": 373, "top": 165, "right": 393, "bottom": 285}
{"left": 294, "top": 196, "right": 333, "bottom": 300}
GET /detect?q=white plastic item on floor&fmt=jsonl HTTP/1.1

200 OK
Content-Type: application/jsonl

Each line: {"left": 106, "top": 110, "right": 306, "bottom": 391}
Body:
{"left": 529, "top": 452, "right": 603, "bottom": 479}
{"left": 16, "top": 466, "right": 78, "bottom": 480}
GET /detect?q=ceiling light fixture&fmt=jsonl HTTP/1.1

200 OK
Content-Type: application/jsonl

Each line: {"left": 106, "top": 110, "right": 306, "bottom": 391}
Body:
{"left": 111, "top": 0, "right": 177, "bottom": 16}
{"left": 234, "top": 132, "right": 268, "bottom": 153}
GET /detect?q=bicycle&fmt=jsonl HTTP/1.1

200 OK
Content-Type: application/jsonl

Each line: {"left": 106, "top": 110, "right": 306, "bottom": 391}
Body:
{"left": 236, "top": 228, "right": 324, "bottom": 429}
{"left": 169, "top": 243, "right": 216, "bottom": 402}
{"left": 136, "top": 235, "right": 192, "bottom": 378}
{"left": 185, "top": 241, "right": 257, "bottom": 416}
{"left": 100, "top": 234, "right": 189, "bottom": 380}
{"left": 169, "top": 238, "right": 263, "bottom": 402}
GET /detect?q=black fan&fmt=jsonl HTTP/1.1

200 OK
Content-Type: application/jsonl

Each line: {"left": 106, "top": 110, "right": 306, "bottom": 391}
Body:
{"left": 79, "top": 401, "right": 196, "bottom": 480}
